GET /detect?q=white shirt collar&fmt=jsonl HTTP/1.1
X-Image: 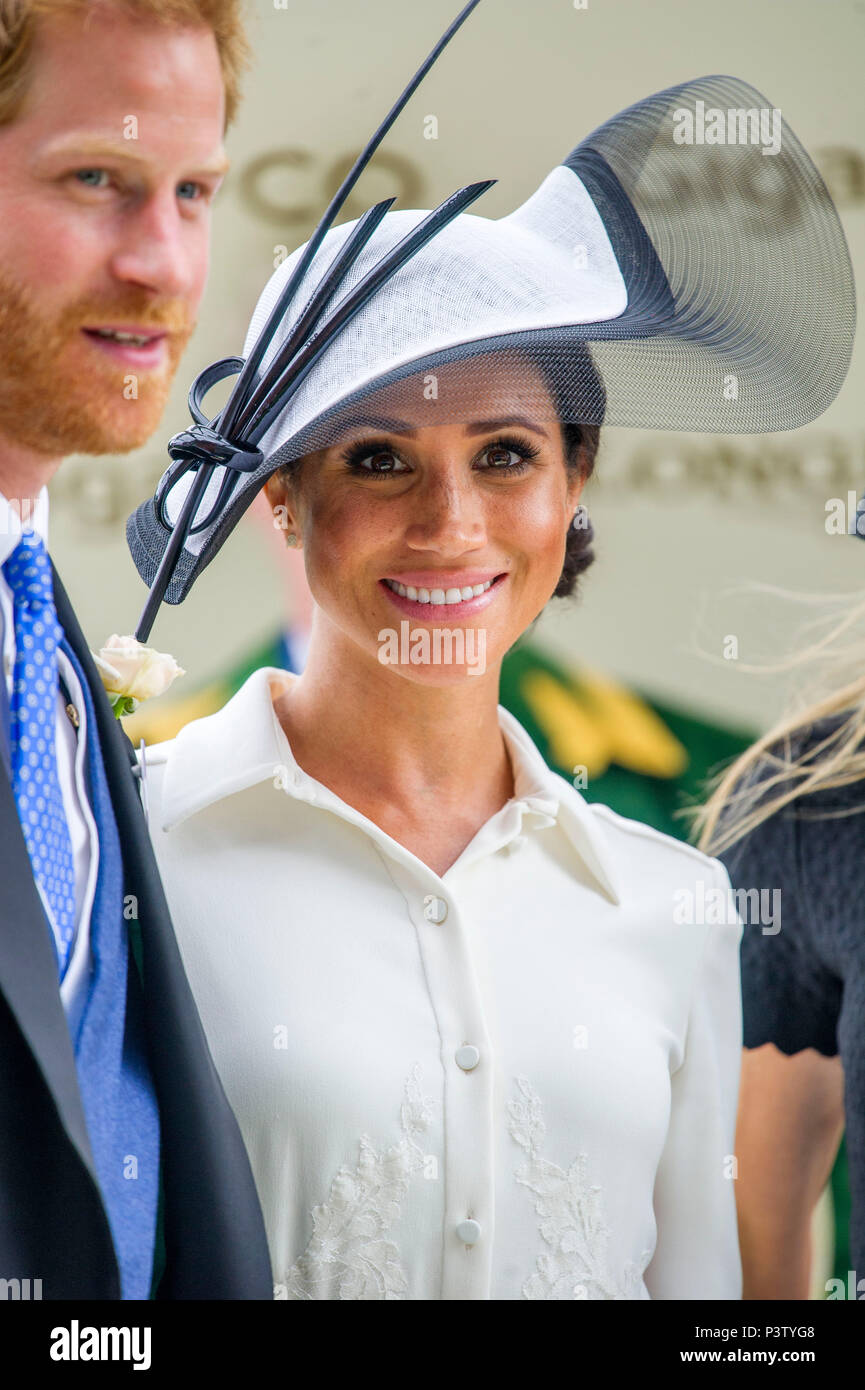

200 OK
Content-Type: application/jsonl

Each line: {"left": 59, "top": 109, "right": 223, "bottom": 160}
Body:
{"left": 0, "top": 486, "right": 50, "bottom": 567}
{"left": 153, "top": 665, "right": 622, "bottom": 904}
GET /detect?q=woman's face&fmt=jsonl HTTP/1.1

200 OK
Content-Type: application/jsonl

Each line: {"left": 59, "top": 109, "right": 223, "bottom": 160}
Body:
{"left": 263, "top": 355, "right": 587, "bottom": 684}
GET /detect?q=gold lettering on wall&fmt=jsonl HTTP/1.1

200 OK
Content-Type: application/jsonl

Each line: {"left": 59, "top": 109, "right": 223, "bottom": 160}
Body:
{"left": 238, "top": 147, "right": 422, "bottom": 226}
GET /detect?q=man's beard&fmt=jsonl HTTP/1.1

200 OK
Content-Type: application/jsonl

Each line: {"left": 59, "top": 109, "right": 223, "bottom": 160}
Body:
{"left": 0, "top": 271, "right": 195, "bottom": 458}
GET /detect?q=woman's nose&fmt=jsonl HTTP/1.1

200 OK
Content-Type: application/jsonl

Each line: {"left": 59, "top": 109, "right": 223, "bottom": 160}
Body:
{"left": 403, "top": 470, "right": 487, "bottom": 551}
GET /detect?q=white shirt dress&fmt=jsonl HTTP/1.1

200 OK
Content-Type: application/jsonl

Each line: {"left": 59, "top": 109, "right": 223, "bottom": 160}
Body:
{"left": 142, "top": 666, "right": 743, "bottom": 1300}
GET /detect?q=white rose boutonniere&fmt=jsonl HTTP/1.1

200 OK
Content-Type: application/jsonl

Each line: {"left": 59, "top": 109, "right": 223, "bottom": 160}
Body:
{"left": 92, "top": 634, "right": 185, "bottom": 718}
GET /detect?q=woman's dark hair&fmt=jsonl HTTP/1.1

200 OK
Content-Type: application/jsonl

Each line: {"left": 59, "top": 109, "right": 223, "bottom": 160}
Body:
{"left": 538, "top": 340, "right": 605, "bottom": 600}
{"left": 554, "top": 417, "right": 600, "bottom": 599}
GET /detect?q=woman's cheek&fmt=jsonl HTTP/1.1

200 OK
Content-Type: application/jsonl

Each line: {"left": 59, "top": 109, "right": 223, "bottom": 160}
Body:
{"left": 302, "top": 506, "right": 383, "bottom": 622}
{"left": 302, "top": 495, "right": 356, "bottom": 570}
{"left": 502, "top": 491, "right": 568, "bottom": 575}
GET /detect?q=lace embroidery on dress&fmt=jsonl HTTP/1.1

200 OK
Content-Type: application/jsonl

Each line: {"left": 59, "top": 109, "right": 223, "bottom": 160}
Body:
{"left": 276, "top": 1062, "right": 435, "bottom": 1300}
{"left": 508, "top": 1075, "right": 652, "bottom": 1300}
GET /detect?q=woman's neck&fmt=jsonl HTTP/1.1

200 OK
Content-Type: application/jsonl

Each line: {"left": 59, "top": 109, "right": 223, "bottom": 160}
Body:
{"left": 271, "top": 626, "right": 515, "bottom": 876}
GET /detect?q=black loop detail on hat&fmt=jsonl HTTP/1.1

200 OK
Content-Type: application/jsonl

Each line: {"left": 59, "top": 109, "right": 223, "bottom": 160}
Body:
{"left": 188, "top": 355, "right": 246, "bottom": 425}
{"left": 154, "top": 422, "right": 264, "bottom": 534}
{"left": 166, "top": 423, "right": 263, "bottom": 473}
{"left": 154, "top": 351, "right": 264, "bottom": 532}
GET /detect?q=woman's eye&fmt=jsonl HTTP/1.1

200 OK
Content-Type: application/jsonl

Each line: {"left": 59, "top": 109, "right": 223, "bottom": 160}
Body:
{"left": 349, "top": 450, "right": 406, "bottom": 474}
{"left": 481, "top": 445, "right": 528, "bottom": 470}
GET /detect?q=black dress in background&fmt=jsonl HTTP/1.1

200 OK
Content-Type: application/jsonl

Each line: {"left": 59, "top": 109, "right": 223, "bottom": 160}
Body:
{"left": 718, "top": 716, "right": 865, "bottom": 1285}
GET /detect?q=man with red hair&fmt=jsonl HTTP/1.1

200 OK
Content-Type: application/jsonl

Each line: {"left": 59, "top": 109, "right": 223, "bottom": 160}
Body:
{"left": 0, "top": 1, "right": 271, "bottom": 1299}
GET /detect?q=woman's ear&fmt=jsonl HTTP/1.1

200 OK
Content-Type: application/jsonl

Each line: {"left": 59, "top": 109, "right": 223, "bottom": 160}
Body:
{"left": 262, "top": 472, "right": 283, "bottom": 509}
{"left": 567, "top": 451, "right": 588, "bottom": 513}
{"left": 262, "top": 472, "right": 298, "bottom": 537}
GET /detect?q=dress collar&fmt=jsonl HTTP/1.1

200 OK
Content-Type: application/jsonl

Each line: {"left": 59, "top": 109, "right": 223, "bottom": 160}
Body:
{"left": 153, "top": 666, "right": 621, "bottom": 904}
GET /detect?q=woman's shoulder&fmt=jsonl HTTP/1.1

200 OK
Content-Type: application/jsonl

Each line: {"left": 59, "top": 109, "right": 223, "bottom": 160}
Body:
{"left": 551, "top": 770, "right": 731, "bottom": 904}
{"left": 586, "top": 795, "right": 723, "bottom": 875}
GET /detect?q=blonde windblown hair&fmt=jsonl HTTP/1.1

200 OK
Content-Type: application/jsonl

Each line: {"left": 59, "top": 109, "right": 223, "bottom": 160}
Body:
{"left": 688, "top": 588, "right": 865, "bottom": 859}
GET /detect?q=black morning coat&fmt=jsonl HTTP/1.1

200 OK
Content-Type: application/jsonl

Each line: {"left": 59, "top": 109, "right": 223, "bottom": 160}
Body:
{"left": 0, "top": 563, "right": 274, "bottom": 1299}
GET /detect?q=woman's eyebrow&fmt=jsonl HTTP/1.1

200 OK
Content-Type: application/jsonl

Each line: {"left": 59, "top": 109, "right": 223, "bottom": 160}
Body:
{"left": 337, "top": 414, "right": 550, "bottom": 438}
{"left": 464, "top": 417, "right": 550, "bottom": 438}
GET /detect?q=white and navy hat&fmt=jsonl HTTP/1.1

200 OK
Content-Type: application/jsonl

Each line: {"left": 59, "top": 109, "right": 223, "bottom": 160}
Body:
{"left": 127, "top": 7, "right": 855, "bottom": 636}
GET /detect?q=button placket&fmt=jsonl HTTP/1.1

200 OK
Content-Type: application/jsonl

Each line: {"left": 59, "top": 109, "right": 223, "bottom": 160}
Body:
{"left": 384, "top": 856, "right": 495, "bottom": 1299}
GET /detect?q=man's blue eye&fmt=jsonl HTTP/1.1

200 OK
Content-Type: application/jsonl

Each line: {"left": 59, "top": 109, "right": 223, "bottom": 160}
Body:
{"left": 177, "top": 182, "right": 202, "bottom": 200}
{"left": 75, "top": 169, "right": 108, "bottom": 187}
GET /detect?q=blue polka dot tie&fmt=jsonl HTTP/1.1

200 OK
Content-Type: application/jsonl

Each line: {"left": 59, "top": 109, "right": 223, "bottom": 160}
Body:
{"left": 2, "top": 532, "right": 77, "bottom": 977}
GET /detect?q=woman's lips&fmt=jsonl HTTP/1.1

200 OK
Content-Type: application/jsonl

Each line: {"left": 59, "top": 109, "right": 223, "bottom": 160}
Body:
{"left": 81, "top": 328, "right": 167, "bottom": 368}
{"left": 379, "top": 573, "right": 507, "bottom": 620}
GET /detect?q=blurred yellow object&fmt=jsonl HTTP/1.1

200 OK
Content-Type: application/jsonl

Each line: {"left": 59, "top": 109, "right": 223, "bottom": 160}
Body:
{"left": 120, "top": 682, "right": 227, "bottom": 747}
{"left": 523, "top": 667, "right": 689, "bottom": 780}
{"left": 521, "top": 671, "right": 609, "bottom": 774}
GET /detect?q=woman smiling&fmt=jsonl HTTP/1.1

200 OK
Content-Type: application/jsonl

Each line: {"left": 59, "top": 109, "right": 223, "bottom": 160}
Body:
{"left": 259, "top": 353, "right": 592, "bottom": 878}
{"left": 128, "top": 71, "right": 854, "bottom": 1299}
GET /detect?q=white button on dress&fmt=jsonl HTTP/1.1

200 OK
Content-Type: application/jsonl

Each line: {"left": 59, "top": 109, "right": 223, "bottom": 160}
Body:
{"left": 143, "top": 667, "right": 744, "bottom": 1301}
{"left": 423, "top": 895, "right": 448, "bottom": 924}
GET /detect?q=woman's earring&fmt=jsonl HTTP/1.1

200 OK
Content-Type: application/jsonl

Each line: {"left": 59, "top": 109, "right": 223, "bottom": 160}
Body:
{"left": 285, "top": 532, "right": 300, "bottom": 548}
